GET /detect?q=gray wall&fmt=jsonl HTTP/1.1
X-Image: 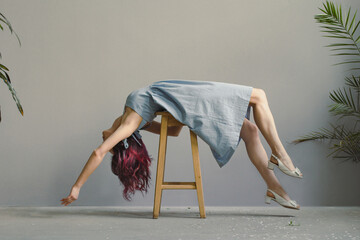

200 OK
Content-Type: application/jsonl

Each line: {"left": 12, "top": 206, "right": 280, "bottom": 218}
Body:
{"left": 0, "top": 0, "right": 359, "bottom": 207}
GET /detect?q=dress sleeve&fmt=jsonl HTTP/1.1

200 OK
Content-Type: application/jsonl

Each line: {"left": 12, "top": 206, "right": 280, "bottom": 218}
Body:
{"left": 124, "top": 88, "right": 158, "bottom": 129}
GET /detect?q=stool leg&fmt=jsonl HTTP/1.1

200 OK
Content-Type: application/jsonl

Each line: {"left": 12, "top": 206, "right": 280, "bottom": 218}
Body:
{"left": 153, "top": 115, "right": 168, "bottom": 219}
{"left": 190, "top": 130, "right": 206, "bottom": 218}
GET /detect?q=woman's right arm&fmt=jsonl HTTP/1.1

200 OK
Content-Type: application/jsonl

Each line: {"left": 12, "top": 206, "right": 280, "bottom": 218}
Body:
{"left": 60, "top": 109, "right": 143, "bottom": 206}
{"left": 60, "top": 151, "right": 102, "bottom": 206}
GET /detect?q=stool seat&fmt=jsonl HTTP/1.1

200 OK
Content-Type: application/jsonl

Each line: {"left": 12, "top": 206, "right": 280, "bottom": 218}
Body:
{"left": 154, "top": 111, "right": 185, "bottom": 126}
{"left": 153, "top": 111, "right": 206, "bottom": 218}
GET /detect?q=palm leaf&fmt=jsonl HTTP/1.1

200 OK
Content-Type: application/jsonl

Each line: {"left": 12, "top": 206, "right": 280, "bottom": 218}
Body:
{"left": 0, "top": 12, "right": 23, "bottom": 120}
{"left": 293, "top": 124, "right": 360, "bottom": 162}
{"left": 327, "top": 76, "right": 360, "bottom": 118}
{"left": 344, "top": 75, "right": 360, "bottom": 92}
{"left": 0, "top": 63, "right": 9, "bottom": 71}
{"left": 315, "top": 1, "right": 360, "bottom": 70}
{"left": 0, "top": 13, "right": 21, "bottom": 46}
{"left": 293, "top": 126, "right": 338, "bottom": 143}
{"left": 328, "top": 92, "right": 359, "bottom": 118}
{"left": 0, "top": 68, "right": 23, "bottom": 116}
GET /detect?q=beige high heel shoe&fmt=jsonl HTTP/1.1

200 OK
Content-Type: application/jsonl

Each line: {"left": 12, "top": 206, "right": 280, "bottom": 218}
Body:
{"left": 268, "top": 153, "right": 303, "bottom": 178}
{"left": 265, "top": 189, "right": 300, "bottom": 210}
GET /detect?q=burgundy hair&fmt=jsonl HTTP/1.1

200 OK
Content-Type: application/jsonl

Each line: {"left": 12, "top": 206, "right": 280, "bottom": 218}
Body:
{"left": 111, "top": 134, "right": 152, "bottom": 201}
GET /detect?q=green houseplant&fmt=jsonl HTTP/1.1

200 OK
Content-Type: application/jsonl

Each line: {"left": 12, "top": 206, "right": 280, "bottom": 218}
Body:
{"left": 293, "top": 1, "right": 360, "bottom": 163}
{"left": 0, "top": 12, "right": 23, "bottom": 122}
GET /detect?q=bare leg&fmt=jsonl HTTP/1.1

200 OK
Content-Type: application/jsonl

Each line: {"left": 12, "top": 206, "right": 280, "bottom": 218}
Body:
{"left": 249, "top": 88, "right": 301, "bottom": 175}
{"left": 240, "top": 118, "right": 292, "bottom": 201}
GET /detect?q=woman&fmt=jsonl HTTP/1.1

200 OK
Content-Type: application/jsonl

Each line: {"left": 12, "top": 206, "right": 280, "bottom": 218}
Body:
{"left": 61, "top": 80, "right": 303, "bottom": 210}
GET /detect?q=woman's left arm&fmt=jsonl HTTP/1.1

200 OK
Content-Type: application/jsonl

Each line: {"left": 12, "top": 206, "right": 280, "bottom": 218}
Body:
{"left": 60, "top": 110, "right": 142, "bottom": 206}
{"left": 96, "top": 111, "right": 142, "bottom": 158}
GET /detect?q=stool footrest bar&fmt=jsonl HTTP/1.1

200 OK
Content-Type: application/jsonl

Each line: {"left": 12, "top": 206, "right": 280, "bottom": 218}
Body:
{"left": 162, "top": 182, "right": 196, "bottom": 189}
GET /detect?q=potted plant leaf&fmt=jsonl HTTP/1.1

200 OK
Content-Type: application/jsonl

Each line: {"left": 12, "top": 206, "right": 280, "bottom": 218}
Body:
{"left": 293, "top": 1, "right": 360, "bottom": 163}
{"left": 0, "top": 12, "right": 23, "bottom": 122}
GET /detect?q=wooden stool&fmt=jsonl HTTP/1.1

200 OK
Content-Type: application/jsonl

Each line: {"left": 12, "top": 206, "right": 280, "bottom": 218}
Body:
{"left": 153, "top": 111, "right": 206, "bottom": 219}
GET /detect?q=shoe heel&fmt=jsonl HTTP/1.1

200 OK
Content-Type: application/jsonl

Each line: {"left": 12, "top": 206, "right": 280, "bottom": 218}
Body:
{"left": 265, "top": 195, "right": 272, "bottom": 204}
{"left": 267, "top": 161, "right": 275, "bottom": 170}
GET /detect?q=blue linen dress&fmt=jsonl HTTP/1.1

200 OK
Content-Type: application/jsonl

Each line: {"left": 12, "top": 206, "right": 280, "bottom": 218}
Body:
{"left": 124, "top": 79, "right": 253, "bottom": 168}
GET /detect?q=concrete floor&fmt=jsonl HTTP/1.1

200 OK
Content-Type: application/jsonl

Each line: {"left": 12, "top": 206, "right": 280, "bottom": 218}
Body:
{"left": 0, "top": 206, "right": 359, "bottom": 240}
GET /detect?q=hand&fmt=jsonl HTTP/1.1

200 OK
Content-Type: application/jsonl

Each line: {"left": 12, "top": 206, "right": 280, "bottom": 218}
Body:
{"left": 60, "top": 186, "right": 80, "bottom": 206}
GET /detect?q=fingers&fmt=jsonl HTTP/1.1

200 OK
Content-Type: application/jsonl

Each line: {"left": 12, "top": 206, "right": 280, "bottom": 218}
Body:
{"left": 60, "top": 195, "right": 75, "bottom": 206}
{"left": 60, "top": 198, "right": 69, "bottom": 206}
{"left": 61, "top": 199, "right": 72, "bottom": 206}
{"left": 61, "top": 188, "right": 80, "bottom": 206}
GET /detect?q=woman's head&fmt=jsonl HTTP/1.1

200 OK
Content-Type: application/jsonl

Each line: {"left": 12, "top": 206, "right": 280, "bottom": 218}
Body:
{"left": 110, "top": 131, "right": 152, "bottom": 201}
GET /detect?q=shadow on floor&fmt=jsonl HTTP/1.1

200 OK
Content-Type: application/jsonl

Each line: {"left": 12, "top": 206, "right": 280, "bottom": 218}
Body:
{"left": 1, "top": 207, "right": 295, "bottom": 219}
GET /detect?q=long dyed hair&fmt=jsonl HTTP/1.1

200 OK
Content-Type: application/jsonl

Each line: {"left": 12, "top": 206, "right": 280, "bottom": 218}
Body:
{"left": 111, "top": 134, "right": 152, "bottom": 201}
